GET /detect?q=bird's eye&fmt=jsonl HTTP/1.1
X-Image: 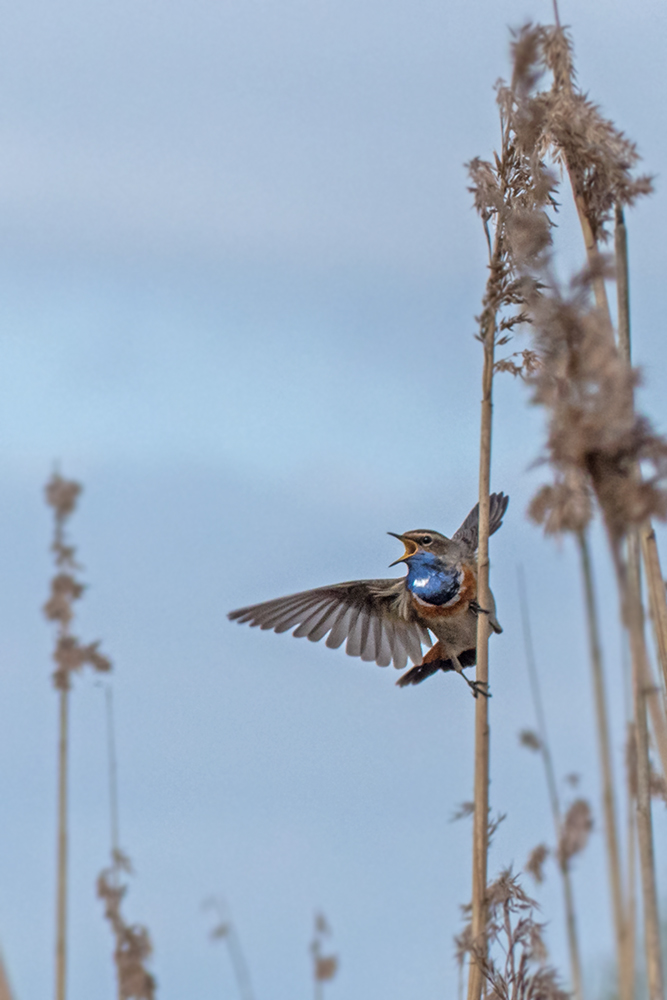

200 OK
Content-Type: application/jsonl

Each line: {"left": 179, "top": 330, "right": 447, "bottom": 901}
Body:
{"left": 421, "top": 535, "right": 433, "bottom": 545}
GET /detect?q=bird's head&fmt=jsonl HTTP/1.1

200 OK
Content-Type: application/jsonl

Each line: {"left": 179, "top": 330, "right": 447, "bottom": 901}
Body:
{"left": 387, "top": 529, "right": 460, "bottom": 567}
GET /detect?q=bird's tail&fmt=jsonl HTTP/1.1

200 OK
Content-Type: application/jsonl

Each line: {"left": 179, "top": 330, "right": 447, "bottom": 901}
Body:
{"left": 396, "top": 644, "right": 477, "bottom": 688}
{"left": 396, "top": 660, "right": 447, "bottom": 687}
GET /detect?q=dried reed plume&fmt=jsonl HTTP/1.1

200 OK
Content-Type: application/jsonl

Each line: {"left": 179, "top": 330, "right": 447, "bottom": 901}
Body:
{"left": 457, "top": 870, "right": 569, "bottom": 1000}
{"left": 97, "top": 852, "right": 156, "bottom": 1000}
{"left": 43, "top": 472, "right": 112, "bottom": 1000}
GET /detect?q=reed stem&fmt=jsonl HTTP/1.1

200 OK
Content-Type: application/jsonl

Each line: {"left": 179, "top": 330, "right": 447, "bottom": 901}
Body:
{"left": 576, "top": 530, "right": 630, "bottom": 1000}
{"left": 622, "top": 537, "right": 665, "bottom": 999}
{"left": 626, "top": 725, "right": 638, "bottom": 997}
{"left": 104, "top": 685, "right": 123, "bottom": 1000}
{"left": 55, "top": 687, "right": 69, "bottom": 1000}
{"left": 518, "top": 566, "right": 584, "bottom": 1000}
{"left": 466, "top": 299, "right": 495, "bottom": 1000}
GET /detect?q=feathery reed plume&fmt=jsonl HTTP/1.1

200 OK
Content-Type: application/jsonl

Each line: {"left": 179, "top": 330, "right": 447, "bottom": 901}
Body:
{"left": 517, "top": 566, "right": 585, "bottom": 1000}
{"left": 500, "top": 20, "right": 665, "bottom": 998}
{"left": 43, "top": 472, "right": 112, "bottom": 1000}
{"left": 310, "top": 912, "right": 338, "bottom": 1000}
{"left": 457, "top": 869, "right": 569, "bottom": 999}
{"left": 97, "top": 852, "right": 156, "bottom": 1000}
{"left": 203, "top": 896, "right": 256, "bottom": 1000}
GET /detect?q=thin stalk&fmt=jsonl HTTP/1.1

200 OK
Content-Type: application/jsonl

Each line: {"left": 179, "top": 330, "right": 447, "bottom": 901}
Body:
{"left": 641, "top": 526, "right": 667, "bottom": 696}
{"left": 614, "top": 539, "right": 664, "bottom": 1000}
{"left": 517, "top": 567, "right": 584, "bottom": 1000}
{"left": 105, "top": 686, "right": 120, "bottom": 860}
{"left": 576, "top": 531, "right": 630, "bottom": 1000}
{"left": 626, "top": 723, "right": 638, "bottom": 997}
{"left": 615, "top": 204, "right": 631, "bottom": 357}
{"left": 104, "top": 685, "right": 122, "bottom": 1000}
{"left": 466, "top": 301, "right": 495, "bottom": 1000}
{"left": 227, "top": 926, "right": 255, "bottom": 1000}
{"left": 55, "top": 687, "right": 69, "bottom": 1000}
{"left": 613, "top": 209, "right": 663, "bottom": 992}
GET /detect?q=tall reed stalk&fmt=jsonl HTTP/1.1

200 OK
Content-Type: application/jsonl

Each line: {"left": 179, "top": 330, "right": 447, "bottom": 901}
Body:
{"left": 55, "top": 688, "right": 69, "bottom": 1000}
{"left": 517, "top": 568, "right": 584, "bottom": 1000}
{"left": 104, "top": 686, "right": 122, "bottom": 1000}
{"left": 466, "top": 306, "right": 494, "bottom": 1000}
{"left": 43, "top": 473, "right": 111, "bottom": 1000}
{"left": 575, "top": 530, "right": 631, "bottom": 1000}
{"left": 464, "top": 42, "right": 556, "bottom": 994}
{"left": 612, "top": 202, "right": 664, "bottom": 1000}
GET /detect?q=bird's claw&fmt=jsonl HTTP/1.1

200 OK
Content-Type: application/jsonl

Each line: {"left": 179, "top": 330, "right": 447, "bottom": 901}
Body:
{"left": 467, "top": 678, "right": 491, "bottom": 699}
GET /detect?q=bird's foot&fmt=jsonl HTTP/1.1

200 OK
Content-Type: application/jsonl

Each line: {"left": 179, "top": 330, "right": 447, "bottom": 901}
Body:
{"left": 466, "top": 677, "right": 491, "bottom": 699}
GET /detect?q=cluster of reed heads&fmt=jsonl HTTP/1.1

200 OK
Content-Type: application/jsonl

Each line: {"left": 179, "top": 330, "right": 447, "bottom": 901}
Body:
{"left": 459, "top": 13, "right": 667, "bottom": 1000}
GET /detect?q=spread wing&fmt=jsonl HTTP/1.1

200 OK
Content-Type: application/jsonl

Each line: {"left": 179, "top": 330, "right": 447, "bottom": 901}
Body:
{"left": 228, "top": 578, "right": 433, "bottom": 670}
{"left": 452, "top": 492, "right": 509, "bottom": 557}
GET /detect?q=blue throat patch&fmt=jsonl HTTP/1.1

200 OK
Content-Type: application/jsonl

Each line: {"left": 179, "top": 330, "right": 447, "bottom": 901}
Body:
{"left": 405, "top": 551, "right": 461, "bottom": 606}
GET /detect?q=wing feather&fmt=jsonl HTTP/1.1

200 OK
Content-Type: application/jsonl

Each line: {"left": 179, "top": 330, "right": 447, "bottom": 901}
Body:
{"left": 360, "top": 615, "right": 378, "bottom": 662}
{"left": 292, "top": 600, "right": 337, "bottom": 639}
{"left": 452, "top": 492, "right": 509, "bottom": 557}
{"left": 386, "top": 624, "right": 408, "bottom": 671}
{"left": 346, "top": 608, "right": 370, "bottom": 658}
{"left": 326, "top": 605, "right": 355, "bottom": 650}
{"left": 273, "top": 598, "right": 325, "bottom": 633}
{"left": 304, "top": 603, "right": 342, "bottom": 642}
{"left": 229, "top": 578, "right": 428, "bottom": 670}
{"left": 376, "top": 619, "right": 393, "bottom": 667}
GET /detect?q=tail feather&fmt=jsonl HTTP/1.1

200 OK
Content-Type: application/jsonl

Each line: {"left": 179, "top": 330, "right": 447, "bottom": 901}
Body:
{"left": 396, "top": 646, "right": 477, "bottom": 688}
{"left": 396, "top": 659, "right": 447, "bottom": 687}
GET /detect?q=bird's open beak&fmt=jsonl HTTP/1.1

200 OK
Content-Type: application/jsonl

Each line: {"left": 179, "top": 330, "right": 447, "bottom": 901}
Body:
{"left": 387, "top": 532, "right": 419, "bottom": 566}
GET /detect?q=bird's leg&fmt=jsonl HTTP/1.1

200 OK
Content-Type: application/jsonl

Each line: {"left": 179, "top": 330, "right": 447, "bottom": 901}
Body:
{"left": 450, "top": 654, "right": 490, "bottom": 699}
{"left": 469, "top": 600, "right": 490, "bottom": 617}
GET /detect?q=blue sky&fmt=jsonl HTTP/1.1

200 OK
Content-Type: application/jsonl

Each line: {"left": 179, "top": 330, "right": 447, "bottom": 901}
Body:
{"left": 0, "top": 1, "right": 667, "bottom": 998}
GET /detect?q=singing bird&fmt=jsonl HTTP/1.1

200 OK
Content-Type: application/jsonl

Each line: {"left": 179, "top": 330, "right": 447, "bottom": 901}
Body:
{"left": 229, "top": 493, "right": 509, "bottom": 695}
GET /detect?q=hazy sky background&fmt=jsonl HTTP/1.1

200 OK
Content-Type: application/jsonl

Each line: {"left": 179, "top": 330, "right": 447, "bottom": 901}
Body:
{"left": 1, "top": 1, "right": 667, "bottom": 998}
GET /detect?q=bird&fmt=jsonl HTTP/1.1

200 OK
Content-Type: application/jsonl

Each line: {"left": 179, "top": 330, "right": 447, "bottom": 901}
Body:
{"left": 228, "top": 493, "right": 509, "bottom": 696}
